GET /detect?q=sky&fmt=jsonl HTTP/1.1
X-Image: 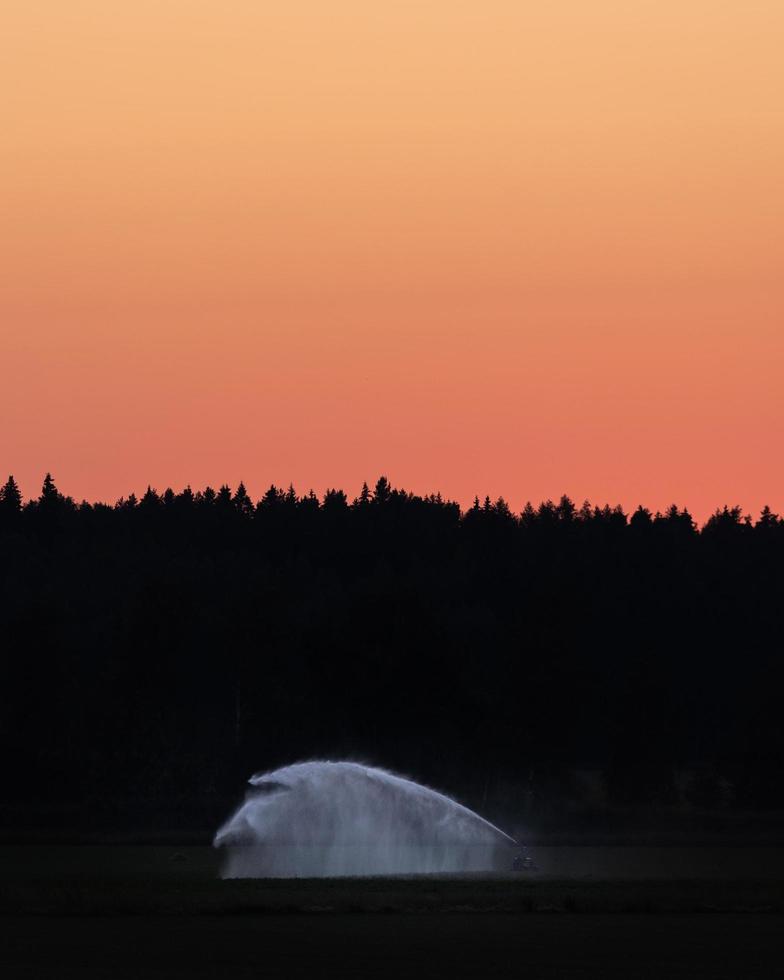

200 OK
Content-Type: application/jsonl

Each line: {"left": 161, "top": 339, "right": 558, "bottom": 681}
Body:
{"left": 2, "top": 2, "right": 782, "bottom": 518}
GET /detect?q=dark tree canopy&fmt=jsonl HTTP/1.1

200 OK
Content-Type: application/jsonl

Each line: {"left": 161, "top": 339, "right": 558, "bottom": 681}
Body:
{"left": 1, "top": 474, "right": 783, "bottom": 834}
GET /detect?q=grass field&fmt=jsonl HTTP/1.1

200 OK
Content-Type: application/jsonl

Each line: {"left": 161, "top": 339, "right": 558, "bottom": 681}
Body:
{"left": 1, "top": 846, "right": 783, "bottom": 978}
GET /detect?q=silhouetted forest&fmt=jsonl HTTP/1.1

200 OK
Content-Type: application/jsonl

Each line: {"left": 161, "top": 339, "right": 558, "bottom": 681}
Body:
{"left": 2, "top": 473, "right": 783, "bottom": 834}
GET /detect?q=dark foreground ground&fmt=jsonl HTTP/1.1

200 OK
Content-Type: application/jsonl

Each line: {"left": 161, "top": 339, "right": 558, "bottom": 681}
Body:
{"left": 1, "top": 846, "right": 783, "bottom": 978}
{"left": 3, "top": 912, "right": 783, "bottom": 980}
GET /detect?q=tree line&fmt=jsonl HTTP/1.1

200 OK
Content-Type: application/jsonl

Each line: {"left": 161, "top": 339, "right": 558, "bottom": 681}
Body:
{"left": 1, "top": 473, "right": 783, "bottom": 833}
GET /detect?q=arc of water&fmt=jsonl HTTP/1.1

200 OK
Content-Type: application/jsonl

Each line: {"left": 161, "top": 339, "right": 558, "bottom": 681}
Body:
{"left": 215, "top": 760, "right": 518, "bottom": 877}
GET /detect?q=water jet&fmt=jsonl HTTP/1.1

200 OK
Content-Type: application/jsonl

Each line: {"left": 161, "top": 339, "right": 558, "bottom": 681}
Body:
{"left": 215, "top": 760, "right": 517, "bottom": 877}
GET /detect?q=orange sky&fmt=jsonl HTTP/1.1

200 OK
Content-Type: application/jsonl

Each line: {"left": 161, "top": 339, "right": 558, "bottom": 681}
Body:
{"left": 2, "top": 2, "right": 782, "bottom": 518}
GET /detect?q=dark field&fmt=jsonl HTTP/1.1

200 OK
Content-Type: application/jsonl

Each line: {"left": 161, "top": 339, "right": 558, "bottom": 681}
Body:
{"left": 1, "top": 847, "right": 783, "bottom": 978}
{"left": 4, "top": 845, "right": 784, "bottom": 914}
{"left": 3, "top": 913, "right": 783, "bottom": 980}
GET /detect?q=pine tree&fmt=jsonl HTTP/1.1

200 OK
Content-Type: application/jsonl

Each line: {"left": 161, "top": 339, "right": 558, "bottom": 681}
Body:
{"left": 0, "top": 475, "right": 22, "bottom": 515}
{"left": 630, "top": 504, "right": 652, "bottom": 529}
{"left": 216, "top": 484, "right": 232, "bottom": 508}
{"left": 323, "top": 488, "right": 348, "bottom": 512}
{"left": 373, "top": 476, "right": 391, "bottom": 504}
{"left": 259, "top": 484, "right": 284, "bottom": 510}
{"left": 178, "top": 486, "right": 194, "bottom": 509}
{"left": 757, "top": 505, "right": 780, "bottom": 529}
{"left": 556, "top": 495, "right": 576, "bottom": 522}
{"left": 300, "top": 489, "right": 320, "bottom": 515}
{"left": 40, "top": 472, "right": 59, "bottom": 507}
{"left": 233, "top": 482, "right": 254, "bottom": 517}
{"left": 140, "top": 485, "right": 160, "bottom": 509}
{"left": 520, "top": 501, "right": 536, "bottom": 528}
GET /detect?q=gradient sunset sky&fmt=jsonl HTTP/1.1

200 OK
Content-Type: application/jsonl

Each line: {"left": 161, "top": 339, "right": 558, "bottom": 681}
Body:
{"left": 3, "top": 2, "right": 782, "bottom": 518}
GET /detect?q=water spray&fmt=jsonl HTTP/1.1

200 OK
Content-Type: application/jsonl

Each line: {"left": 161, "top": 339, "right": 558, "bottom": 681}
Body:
{"left": 215, "top": 760, "right": 520, "bottom": 877}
